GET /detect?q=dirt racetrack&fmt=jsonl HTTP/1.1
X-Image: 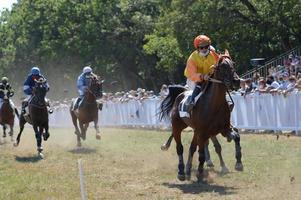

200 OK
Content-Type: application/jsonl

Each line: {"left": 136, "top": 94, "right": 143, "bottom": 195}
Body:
{"left": 0, "top": 127, "right": 300, "bottom": 200}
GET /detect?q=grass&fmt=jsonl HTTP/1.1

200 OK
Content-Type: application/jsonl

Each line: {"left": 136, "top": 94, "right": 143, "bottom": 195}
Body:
{"left": 0, "top": 127, "right": 300, "bottom": 200}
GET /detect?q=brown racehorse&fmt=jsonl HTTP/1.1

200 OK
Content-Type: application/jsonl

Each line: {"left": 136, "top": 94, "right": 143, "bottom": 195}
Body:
{"left": 70, "top": 74, "right": 103, "bottom": 147}
{"left": 14, "top": 78, "right": 50, "bottom": 159}
{"left": 159, "top": 51, "right": 241, "bottom": 182}
{"left": 0, "top": 89, "right": 19, "bottom": 142}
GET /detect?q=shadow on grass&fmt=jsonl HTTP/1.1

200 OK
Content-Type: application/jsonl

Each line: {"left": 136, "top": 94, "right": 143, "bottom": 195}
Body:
{"left": 163, "top": 181, "right": 237, "bottom": 195}
{"left": 68, "top": 147, "right": 97, "bottom": 154}
{"left": 15, "top": 155, "right": 42, "bottom": 163}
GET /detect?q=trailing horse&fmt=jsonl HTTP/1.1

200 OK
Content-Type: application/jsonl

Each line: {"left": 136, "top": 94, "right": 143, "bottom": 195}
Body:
{"left": 0, "top": 89, "right": 19, "bottom": 142}
{"left": 159, "top": 51, "right": 241, "bottom": 182}
{"left": 70, "top": 74, "right": 103, "bottom": 147}
{"left": 14, "top": 78, "right": 50, "bottom": 159}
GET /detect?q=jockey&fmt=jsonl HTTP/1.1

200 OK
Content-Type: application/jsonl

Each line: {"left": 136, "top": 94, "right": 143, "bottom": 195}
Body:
{"left": 73, "top": 66, "right": 94, "bottom": 110}
{"left": 184, "top": 35, "right": 219, "bottom": 111}
{"left": 0, "top": 77, "right": 15, "bottom": 109}
{"left": 22, "top": 66, "right": 50, "bottom": 115}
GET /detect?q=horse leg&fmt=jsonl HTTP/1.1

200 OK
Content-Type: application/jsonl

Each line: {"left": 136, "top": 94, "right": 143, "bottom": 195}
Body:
{"left": 185, "top": 132, "right": 197, "bottom": 181}
{"left": 94, "top": 118, "right": 101, "bottom": 140}
{"left": 161, "top": 134, "right": 173, "bottom": 151}
{"left": 3, "top": 124, "right": 6, "bottom": 138}
{"left": 9, "top": 124, "right": 14, "bottom": 142}
{"left": 34, "top": 126, "right": 44, "bottom": 159}
{"left": 172, "top": 124, "right": 186, "bottom": 181}
{"left": 71, "top": 111, "right": 80, "bottom": 136}
{"left": 230, "top": 129, "right": 243, "bottom": 171}
{"left": 14, "top": 115, "right": 26, "bottom": 147}
{"left": 204, "top": 140, "right": 214, "bottom": 168}
{"left": 83, "top": 123, "right": 89, "bottom": 140}
{"left": 196, "top": 136, "right": 208, "bottom": 183}
{"left": 79, "top": 122, "right": 86, "bottom": 140}
{"left": 43, "top": 124, "right": 50, "bottom": 141}
{"left": 70, "top": 111, "right": 81, "bottom": 147}
{"left": 211, "top": 136, "right": 229, "bottom": 174}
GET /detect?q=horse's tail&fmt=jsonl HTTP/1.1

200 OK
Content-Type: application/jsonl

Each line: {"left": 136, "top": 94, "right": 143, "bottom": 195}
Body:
{"left": 159, "top": 85, "right": 187, "bottom": 120}
{"left": 14, "top": 108, "right": 20, "bottom": 119}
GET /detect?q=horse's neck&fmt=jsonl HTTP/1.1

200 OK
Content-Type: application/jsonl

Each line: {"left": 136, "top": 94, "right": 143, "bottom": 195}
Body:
{"left": 202, "top": 82, "right": 227, "bottom": 111}
{"left": 84, "top": 92, "right": 96, "bottom": 103}
{"left": 31, "top": 94, "right": 46, "bottom": 104}
{"left": 1, "top": 101, "right": 13, "bottom": 111}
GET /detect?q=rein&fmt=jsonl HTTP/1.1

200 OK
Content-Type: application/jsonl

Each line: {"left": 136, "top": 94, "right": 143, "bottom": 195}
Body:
{"left": 207, "top": 77, "right": 235, "bottom": 107}
{"left": 206, "top": 57, "right": 235, "bottom": 108}
{"left": 207, "top": 77, "right": 223, "bottom": 84}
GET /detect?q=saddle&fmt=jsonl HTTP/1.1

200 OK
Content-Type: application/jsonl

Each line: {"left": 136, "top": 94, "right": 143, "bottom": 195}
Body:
{"left": 178, "top": 89, "right": 204, "bottom": 118}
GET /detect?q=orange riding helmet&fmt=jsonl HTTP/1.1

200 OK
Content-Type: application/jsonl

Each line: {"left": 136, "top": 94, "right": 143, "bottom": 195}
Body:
{"left": 193, "top": 35, "right": 211, "bottom": 49}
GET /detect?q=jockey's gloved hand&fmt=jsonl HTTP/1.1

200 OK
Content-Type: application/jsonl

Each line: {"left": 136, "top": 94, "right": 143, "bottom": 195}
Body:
{"left": 199, "top": 74, "right": 209, "bottom": 82}
{"left": 203, "top": 74, "right": 209, "bottom": 81}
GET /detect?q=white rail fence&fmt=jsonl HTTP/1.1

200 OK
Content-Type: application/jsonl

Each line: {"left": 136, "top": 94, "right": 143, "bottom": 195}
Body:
{"left": 49, "top": 93, "right": 301, "bottom": 133}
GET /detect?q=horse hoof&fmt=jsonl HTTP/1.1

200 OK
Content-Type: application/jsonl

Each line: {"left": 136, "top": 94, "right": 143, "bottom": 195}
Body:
{"left": 196, "top": 172, "right": 206, "bottom": 183}
{"left": 161, "top": 144, "right": 169, "bottom": 151}
{"left": 206, "top": 160, "right": 214, "bottom": 168}
{"left": 43, "top": 133, "right": 50, "bottom": 141}
{"left": 221, "top": 166, "right": 229, "bottom": 174}
{"left": 38, "top": 152, "right": 44, "bottom": 159}
{"left": 13, "top": 141, "right": 19, "bottom": 147}
{"left": 185, "top": 175, "right": 191, "bottom": 181}
{"left": 177, "top": 174, "right": 185, "bottom": 181}
{"left": 235, "top": 163, "right": 244, "bottom": 171}
{"left": 96, "top": 134, "right": 101, "bottom": 140}
{"left": 197, "top": 178, "right": 208, "bottom": 184}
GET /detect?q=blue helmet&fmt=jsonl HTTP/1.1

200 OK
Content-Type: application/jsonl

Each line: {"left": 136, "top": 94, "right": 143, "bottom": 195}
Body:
{"left": 31, "top": 67, "right": 40, "bottom": 75}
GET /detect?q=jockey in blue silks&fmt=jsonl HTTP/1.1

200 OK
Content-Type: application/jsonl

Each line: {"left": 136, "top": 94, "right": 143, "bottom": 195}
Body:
{"left": 73, "top": 66, "right": 94, "bottom": 110}
{"left": 22, "top": 66, "right": 51, "bottom": 115}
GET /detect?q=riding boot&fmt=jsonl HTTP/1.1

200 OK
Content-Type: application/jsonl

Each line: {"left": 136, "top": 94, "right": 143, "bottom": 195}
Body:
{"left": 73, "top": 97, "right": 81, "bottom": 110}
{"left": 186, "top": 85, "right": 202, "bottom": 112}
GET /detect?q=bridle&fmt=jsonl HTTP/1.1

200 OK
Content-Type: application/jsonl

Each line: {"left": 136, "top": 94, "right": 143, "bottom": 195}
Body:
{"left": 206, "top": 56, "right": 237, "bottom": 107}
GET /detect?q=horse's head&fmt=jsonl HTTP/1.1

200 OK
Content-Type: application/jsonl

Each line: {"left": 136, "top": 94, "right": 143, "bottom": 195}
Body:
{"left": 86, "top": 74, "right": 104, "bottom": 99}
{"left": 32, "top": 77, "right": 48, "bottom": 104}
{"left": 0, "top": 88, "right": 13, "bottom": 101}
{"left": 213, "top": 50, "right": 240, "bottom": 91}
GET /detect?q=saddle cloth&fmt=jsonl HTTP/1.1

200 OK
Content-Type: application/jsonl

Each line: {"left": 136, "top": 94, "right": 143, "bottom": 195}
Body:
{"left": 178, "top": 89, "right": 203, "bottom": 118}
{"left": 178, "top": 90, "right": 192, "bottom": 118}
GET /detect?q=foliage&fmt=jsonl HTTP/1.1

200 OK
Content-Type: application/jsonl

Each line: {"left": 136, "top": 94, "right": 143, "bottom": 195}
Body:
{"left": 0, "top": 0, "right": 300, "bottom": 96}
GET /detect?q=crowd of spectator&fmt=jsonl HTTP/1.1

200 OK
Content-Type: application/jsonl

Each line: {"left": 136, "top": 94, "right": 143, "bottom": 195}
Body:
{"left": 236, "top": 54, "right": 301, "bottom": 97}
{"left": 50, "top": 84, "right": 170, "bottom": 109}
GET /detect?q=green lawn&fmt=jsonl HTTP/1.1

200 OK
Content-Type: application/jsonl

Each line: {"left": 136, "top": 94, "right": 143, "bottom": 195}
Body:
{"left": 0, "top": 127, "right": 300, "bottom": 200}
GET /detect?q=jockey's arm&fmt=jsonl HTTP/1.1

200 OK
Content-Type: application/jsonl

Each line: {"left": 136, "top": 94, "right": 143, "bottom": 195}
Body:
{"left": 186, "top": 59, "right": 203, "bottom": 82}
